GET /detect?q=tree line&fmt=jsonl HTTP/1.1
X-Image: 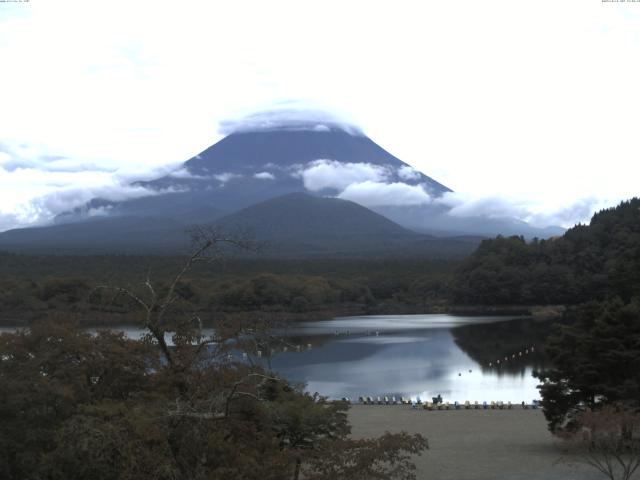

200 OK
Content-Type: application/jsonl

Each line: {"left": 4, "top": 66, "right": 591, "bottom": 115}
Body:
{"left": 451, "top": 198, "right": 640, "bottom": 306}
{"left": 0, "top": 256, "right": 454, "bottom": 326}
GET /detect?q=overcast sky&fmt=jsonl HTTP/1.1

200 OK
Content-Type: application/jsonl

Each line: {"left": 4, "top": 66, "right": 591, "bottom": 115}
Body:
{"left": 1, "top": 0, "right": 639, "bottom": 231}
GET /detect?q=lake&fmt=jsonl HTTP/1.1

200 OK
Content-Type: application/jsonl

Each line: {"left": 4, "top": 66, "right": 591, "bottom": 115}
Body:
{"left": 2, "top": 314, "right": 548, "bottom": 403}
{"left": 263, "top": 314, "right": 546, "bottom": 403}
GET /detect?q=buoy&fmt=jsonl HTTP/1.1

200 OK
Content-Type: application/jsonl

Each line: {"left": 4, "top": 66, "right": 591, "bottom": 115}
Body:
{"left": 458, "top": 372, "right": 461, "bottom": 376}
{"left": 489, "top": 362, "right": 492, "bottom": 367}
{"left": 497, "top": 360, "right": 501, "bottom": 364}
{"left": 468, "top": 369, "right": 472, "bottom": 373}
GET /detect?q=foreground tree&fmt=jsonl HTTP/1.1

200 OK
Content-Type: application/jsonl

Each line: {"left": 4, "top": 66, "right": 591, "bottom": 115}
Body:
{"left": 0, "top": 228, "right": 428, "bottom": 479}
{"left": 561, "top": 407, "right": 640, "bottom": 480}
{"left": 0, "top": 319, "right": 155, "bottom": 479}
{"left": 535, "top": 297, "right": 640, "bottom": 433}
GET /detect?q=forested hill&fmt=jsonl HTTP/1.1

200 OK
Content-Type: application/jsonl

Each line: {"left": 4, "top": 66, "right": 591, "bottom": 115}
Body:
{"left": 450, "top": 198, "right": 640, "bottom": 305}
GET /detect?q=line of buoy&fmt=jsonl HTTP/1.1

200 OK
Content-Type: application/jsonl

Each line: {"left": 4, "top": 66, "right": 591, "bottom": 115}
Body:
{"left": 488, "top": 346, "right": 535, "bottom": 368}
{"left": 224, "top": 343, "right": 315, "bottom": 360}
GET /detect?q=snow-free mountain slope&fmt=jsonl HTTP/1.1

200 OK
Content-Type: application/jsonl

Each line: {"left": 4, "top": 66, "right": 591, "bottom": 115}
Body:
{"left": 0, "top": 193, "right": 480, "bottom": 257}
{"left": 1, "top": 116, "right": 564, "bottom": 253}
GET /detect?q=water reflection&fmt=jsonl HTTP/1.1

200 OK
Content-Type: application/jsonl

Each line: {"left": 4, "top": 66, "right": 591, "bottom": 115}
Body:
{"left": 1, "top": 314, "right": 551, "bottom": 403}
{"left": 265, "top": 314, "right": 550, "bottom": 403}
{"left": 452, "top": 317, "right": 549, "bottom": 376}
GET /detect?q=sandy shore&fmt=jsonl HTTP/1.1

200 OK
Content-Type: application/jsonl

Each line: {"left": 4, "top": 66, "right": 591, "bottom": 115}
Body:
{"left": 348, "top": 405, "right": 603, "bottom": 480}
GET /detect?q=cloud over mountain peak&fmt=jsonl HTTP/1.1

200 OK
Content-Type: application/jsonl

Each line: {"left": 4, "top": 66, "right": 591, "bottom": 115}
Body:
{"left": 218, "top": 107, "right": 364, "bottom": 136}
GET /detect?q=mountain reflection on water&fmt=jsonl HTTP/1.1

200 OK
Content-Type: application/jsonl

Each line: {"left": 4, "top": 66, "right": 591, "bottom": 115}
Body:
{"left": 264, "top": 314, "right": 551, "bottom": 403}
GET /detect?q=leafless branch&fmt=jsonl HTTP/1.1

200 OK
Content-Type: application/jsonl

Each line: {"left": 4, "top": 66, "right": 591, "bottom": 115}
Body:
{"left": 224, "top": 373, "right": 284, "bottom": 417}
{"left": 93, "top": 226, "right": 259, "bottom": 370}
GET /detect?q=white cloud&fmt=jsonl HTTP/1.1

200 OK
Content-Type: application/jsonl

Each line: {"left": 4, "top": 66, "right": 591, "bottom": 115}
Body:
{"left": 338, "top": 181, "right": 433, "bottom": 207}
{"left": 527, "top": 199, "right": 604, "bottom": 228}
{"left": 436, "top": 192, "right": 609, "bottom": 228}
{"left": 437, "top": 192, "right": 531, "bottom": 219}
{"left": 0, "top": 165, "right": 161, "bottom": 231}
{"left": 168, "top": 167, "right": 208, "bottom": 179}
{"left": 398, "top": 165, "right": 422, "bottom": 181}
{"left": 298, "top": 159, "right": 391, "bottom": 192}
{"left": 213, "top": 173, "right": 240, "bottom": 184}
{"left": 219, "top": 104, "right": 364, "bottom": 136}
{"left": 0, "top": 1, "right": 639, "bottom": 231}
{"left": 254, "top": 171, "right": 275, "bottom": 180}
{"left": 87, "top": 205, "right": 114, "bottom": 217}
{"left": 0, "top": 143, "right": 176, "bottom": 231}
{"left": 296, "top": 160, "right": 437, "bottom": 208}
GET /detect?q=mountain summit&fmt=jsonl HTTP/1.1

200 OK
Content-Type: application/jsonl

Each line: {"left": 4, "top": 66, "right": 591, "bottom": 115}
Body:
{"left": 89, "top": 127, "right": 451, "bottom": 221}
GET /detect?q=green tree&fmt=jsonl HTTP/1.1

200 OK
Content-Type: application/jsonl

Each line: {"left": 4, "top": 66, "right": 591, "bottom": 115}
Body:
{"left": 451, "top": 198, "right": 640, "bottom": 306}
{"left": 535, "top": 297, "right": 640, "bottom": 432}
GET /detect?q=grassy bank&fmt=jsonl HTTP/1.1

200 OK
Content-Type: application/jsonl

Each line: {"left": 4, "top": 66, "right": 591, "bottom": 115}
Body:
{"left": 348, "top": 405, "right": 599, "bottom": 480}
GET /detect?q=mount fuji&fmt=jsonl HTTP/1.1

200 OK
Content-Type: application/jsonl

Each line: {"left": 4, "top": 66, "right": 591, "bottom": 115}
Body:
{"left": 0, "top": 114, "right": 562, "bottom": 255}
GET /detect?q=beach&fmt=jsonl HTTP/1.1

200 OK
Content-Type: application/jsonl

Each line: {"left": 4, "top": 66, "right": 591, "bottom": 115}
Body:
{"left": 348, "top": 405, "right": 603, "bottom": 480}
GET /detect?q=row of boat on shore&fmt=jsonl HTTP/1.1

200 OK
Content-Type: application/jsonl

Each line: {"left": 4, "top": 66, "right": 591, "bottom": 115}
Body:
{"left": 342, "top": 396, "right": 541, "bottom": 409}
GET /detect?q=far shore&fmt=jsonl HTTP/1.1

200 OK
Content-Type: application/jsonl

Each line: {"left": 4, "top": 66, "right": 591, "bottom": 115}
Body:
{"left": 348, "top": 405, "right": 599, "bottom": 480}
{"left": 0, "top": 304, "right": 565, "bottom": 328}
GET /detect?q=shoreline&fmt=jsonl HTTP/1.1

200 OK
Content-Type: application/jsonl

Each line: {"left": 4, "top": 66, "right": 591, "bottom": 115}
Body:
{"left": 0, "top": 304, "right": 563, "bottom": 328}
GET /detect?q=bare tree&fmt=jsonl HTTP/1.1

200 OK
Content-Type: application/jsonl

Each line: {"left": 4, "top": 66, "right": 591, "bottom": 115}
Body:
{"left": 96, "top": 226, "right": 258, "bottom": 367}
{"left": 564, "top": 406, "right": 640, "bottom": 480}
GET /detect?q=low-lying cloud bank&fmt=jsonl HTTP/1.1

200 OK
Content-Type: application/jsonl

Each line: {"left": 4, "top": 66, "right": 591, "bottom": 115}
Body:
{"left": 0, "top": 143, "right": 167, "bottom": 232}
{"left": 0, "top": 142, "right": 619, "bottom": 234}
{"left": 297, "top": 160, "right": 391, "bottom": 192}
{"left": 0, "top": 169, "right": 161, "bottom": 231}
{"left": 291, "top": 158, "right": 610, "bottom": 228}
{"left": 435, "top": 192, "right": 607, "bottom": 228}
{"left": 292, "top": 159, "right": 435, "bottom": 207}
{"left": 338, "top": 181, "right": 433, "bottom": 207}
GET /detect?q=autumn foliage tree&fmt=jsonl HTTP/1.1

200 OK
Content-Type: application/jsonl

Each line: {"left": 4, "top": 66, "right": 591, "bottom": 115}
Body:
{"left": 0, "top": 228, "right": 427, "bottom": 479}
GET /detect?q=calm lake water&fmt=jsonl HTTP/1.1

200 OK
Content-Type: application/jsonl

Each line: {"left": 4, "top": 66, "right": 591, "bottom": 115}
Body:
{"left": 2, "top": 314, "right": 548, "bottom": 403}
{"left": 264, "top": 314, "right": 546, "bottom": 403}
